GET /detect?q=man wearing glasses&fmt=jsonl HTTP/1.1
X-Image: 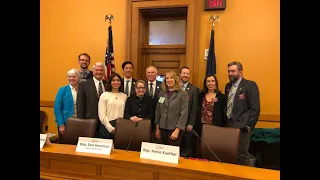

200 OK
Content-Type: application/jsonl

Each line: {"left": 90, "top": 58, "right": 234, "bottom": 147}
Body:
{"left": 78, "top": 53, "right": 93, "bottom": 82}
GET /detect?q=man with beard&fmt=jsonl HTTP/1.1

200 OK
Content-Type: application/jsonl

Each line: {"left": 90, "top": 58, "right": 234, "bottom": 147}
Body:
{"left": 76, "top": 62, "right": 107, "bottom": 137}
{"left": 77, "top": 53, "right": 93, "bottom": 83}
{"left": 121, "top": 61, "right": 137, "bottom": 97}
{"left": 224, "top": 61, "right": 260, "bottom": 166}
{"left": 179, "top": 66, "right": 199, "bottom": 157}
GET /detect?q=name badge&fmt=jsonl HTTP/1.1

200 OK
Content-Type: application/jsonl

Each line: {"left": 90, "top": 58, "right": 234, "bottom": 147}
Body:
{"left": 158, "top": 97, "right": 165, "bottom": 103}
{"left": 140, "top": 142, "right": 180, "bottom": 164}
{"left": 76, "top": 137, "right": 113, "bottom": 155}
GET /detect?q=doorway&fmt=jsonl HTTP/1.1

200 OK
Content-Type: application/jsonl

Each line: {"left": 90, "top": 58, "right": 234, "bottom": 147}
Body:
{"left": 126, "top": 0, "right": 199, "bottom": 84}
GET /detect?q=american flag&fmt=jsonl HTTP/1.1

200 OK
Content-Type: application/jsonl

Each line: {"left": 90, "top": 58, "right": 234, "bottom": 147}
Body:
{"left": 103, "top": 25, "right": 115, "bottom": 81}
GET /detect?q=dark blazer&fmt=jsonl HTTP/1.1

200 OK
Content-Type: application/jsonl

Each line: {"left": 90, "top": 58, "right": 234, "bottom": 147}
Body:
{"left": 184, "top": 83, "right": 200, "bottom": 127}
{"left": 155, "top": 90, "right": 188, "bottom": 130}
{"left": 85, "top": 71, "right": 93, "bottom": 80}
{"left": 76, "top": 78, "right": 107, "bottom": 120}
{"left": 195, "top": 91, "right": 227, "bottom": 133}
{"left": 224, "top": 78, "right": 260, "bottom": 130}
{"left": 79, "top": 70, "right": 93, "bottom": 83}
{"left": 145, "top": 80, "right": 162, "bottom": 116}
{"left": 124, "top": 95, "right": 155, "bottom": 121}
{"left": 121, "top": 78, "right": 137, "bottom": 97}
{"left": 145, "top": 80, "right": 162, "bottom": 100}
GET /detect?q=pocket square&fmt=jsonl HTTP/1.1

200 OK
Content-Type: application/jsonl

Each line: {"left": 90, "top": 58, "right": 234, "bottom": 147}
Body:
{"left": 238, "top": 94, "right": 246, "bottom": 99}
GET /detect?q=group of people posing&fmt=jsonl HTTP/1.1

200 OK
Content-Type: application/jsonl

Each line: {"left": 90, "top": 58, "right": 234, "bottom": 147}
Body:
{"left": 54, "top": 53, "right": 260, "bottom": 166}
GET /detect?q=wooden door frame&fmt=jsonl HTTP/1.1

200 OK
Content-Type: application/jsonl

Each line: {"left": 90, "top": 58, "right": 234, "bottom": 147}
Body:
{"left": 126, "top": 0, "right": 200, "bottom": 84}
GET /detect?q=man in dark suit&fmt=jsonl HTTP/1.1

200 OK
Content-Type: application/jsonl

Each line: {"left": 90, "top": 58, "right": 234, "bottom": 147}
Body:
{"left": 179, "top": 66, "right": 199, "bottom": 157}
{"left": 121, "top": 61, "right": 137, "bottom": 97}
{"left": 224, "top": 61, "right": 260, "bottom": 166}
{"left": 76, "top": 62, "right": 107, "bottom": 137}
{"left": 145, "top": 66, "right": 162, "bottom": 104}
{"left": 145, "top": 65, "right": 162, "bottom": 143}
{"left": 77, "top": 53, "right": 93, "bottom": 83}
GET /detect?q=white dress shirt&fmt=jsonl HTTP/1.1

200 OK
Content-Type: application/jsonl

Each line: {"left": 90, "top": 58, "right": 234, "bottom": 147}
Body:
{"left": 123, "top": 77, "right": 133, "bottom": 97}
{"left": 93, "top": 77, "right": 105, "bottom": 95}
{"left": 148, "top": 80, "right": 156, "bottom": 97}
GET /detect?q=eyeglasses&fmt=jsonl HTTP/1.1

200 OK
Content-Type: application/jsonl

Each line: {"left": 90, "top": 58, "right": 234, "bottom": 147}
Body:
{"left": 136, "top": 87, "right": 146, "bottom": 90}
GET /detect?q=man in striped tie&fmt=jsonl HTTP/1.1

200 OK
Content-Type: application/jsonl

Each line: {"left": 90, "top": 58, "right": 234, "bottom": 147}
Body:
{"left": 224, "top": 61, "right": 260, "bottom": 166}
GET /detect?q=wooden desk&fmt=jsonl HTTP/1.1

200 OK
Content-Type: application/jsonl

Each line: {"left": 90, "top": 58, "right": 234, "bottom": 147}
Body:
{"left": 40, "top": 144, "right": 280, "bottom": 180}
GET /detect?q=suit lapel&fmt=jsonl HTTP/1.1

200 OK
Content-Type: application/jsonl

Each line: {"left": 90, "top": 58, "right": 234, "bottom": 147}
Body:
{"left": 225, "top": 83, "right": 231, "bottom": 95}
{"left": 185, "top": 84, "right": 190, "bottom": 92}
{"left": 65, "top": 85, "right": 71, "bottom": 98}
{"left": 89, "top": 79, "right": 99, "bottom": 99}
{"left": 164, "top": 92, "right": 169, "bottom": 108}
{"left": 145, "top": 81, "right": 150, "bottom": 96}
{"left": 185, "top": 83, "right": 193, "bottom": 95}
{"left": 168, "top": 91, "right": 177, "bottom": 103}
{"left": 233, "top": 78, "right": 245, "bottom": 108}
{"left": 146, "top": 80, "right": 161, "bottom": 97}
{"left": 131, "top": 79, "right": 136, "bottom": 92}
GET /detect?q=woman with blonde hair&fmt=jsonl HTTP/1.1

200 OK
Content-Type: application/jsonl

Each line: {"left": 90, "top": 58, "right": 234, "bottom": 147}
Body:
{"left": 154, "top": 71, "right": 188, "bottom": 146}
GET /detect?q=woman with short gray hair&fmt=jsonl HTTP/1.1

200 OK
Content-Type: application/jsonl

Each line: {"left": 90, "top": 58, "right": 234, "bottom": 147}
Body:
{"left": 54, "top": 68, "right": 80, "bottom": 143}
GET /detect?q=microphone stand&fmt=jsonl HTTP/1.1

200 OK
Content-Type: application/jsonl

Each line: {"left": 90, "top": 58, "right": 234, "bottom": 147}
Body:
{"left": 192, "top": 130, "right": 222, "bottom": 163}
{"left": 126, "top": 122, "right": 139, "bottom": 151}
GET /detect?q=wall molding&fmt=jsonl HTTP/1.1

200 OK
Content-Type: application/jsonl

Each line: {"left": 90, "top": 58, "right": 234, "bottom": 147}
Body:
{"left": 40, "top": 100, "right": 280, "bottom": 122}
{"left": 258, "top": 114, "right": 280, "bottom": 122}
{"left": 40, "top": 100, "right": 54, "bottom": 108}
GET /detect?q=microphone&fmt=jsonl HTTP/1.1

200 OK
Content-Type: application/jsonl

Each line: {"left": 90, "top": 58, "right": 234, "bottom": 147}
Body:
{"left": 191, "top": 130, "right": 222, "bottom": 163}
{"left": 126, "top": 121, "right": 139, "bottom": 151}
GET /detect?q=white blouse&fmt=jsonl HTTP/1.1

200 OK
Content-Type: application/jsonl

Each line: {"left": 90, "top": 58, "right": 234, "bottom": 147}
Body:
{"left": 98, "top": 92, "right": 127, "bottom": 132}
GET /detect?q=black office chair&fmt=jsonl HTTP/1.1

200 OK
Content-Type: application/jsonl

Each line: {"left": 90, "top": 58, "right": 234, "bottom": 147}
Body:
{"left": 114, "top": 118, "right": 152, "bottom": 151}
{"left": 62, "top": 117, "right": 98, "bottom": 145}
{"left": 199, "top": 124, "right": 240, "bottom": 164}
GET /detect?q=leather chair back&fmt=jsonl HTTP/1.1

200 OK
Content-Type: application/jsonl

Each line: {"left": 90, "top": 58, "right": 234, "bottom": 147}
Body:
{"left": 200, "top": 124, "right": 240, "bottom": 164}
{"left": 63, "top": 118, "right": 98, "bottom": 145}
{"left": 40, "top": 110, "right": 47, "bottom": 133}
{"left": 114, "top": 119, "right": 151, "bottom": 151}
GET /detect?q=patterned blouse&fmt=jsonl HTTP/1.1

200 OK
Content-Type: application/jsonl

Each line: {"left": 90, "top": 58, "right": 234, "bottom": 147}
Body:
{"left": 201, "top": 97, "right": 215, "bottom": 124}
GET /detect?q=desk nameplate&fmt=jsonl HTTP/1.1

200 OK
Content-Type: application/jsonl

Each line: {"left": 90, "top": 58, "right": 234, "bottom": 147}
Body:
{"left": 75, "top": 137, "right": 113, "bottom": 155}
{"left": 140, "top": 142, "right": 180, "bottom": 164}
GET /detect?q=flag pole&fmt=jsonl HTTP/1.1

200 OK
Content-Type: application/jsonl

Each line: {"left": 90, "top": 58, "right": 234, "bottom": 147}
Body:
{"left": 103, "top": 14, "right": 115, "bottom": 81}
{"left": 206, "top": 15, "right": 220, "bottom": 76}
